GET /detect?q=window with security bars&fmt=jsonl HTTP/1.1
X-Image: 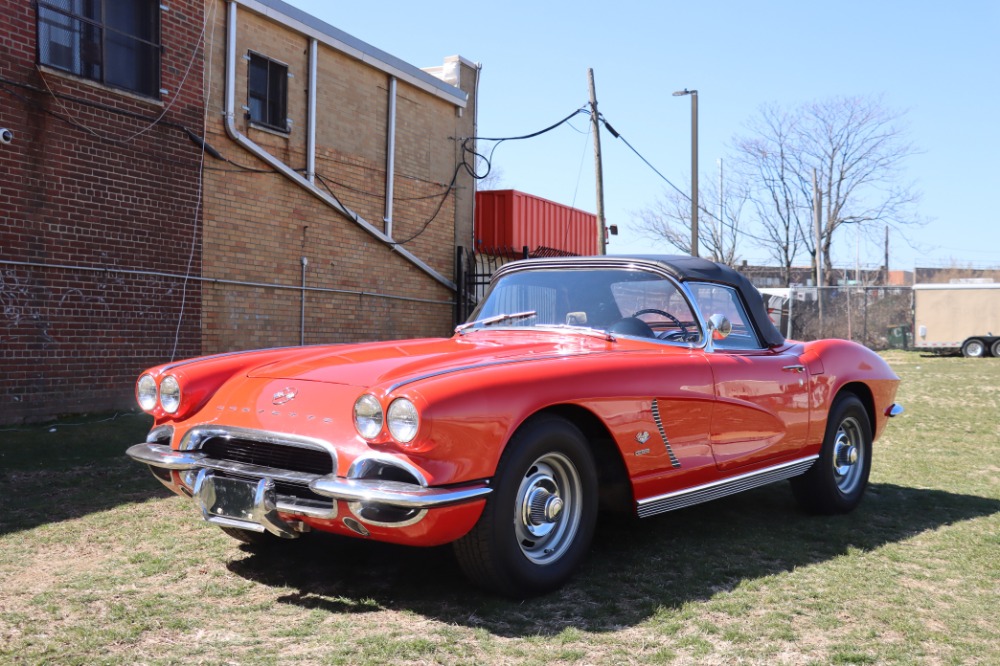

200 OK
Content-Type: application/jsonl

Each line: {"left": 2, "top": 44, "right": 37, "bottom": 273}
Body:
{"left": 37, "top": 0, "right": 161, "bottom": 98}
{"left": 247, "top": 52, "right": 289, "bottom": 131}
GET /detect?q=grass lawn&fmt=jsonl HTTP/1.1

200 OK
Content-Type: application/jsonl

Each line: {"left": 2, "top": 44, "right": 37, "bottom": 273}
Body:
{"left": 1, "top": 351, "right": 997, "bottom": 665}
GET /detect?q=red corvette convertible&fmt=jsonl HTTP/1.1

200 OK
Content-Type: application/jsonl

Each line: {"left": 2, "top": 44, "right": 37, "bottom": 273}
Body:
{"left": 128, "top": 255, "right": 902, "bottom": 595}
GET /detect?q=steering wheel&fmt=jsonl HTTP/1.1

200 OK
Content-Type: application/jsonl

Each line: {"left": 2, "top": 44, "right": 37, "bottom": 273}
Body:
{"left": 631, "top": 308, "right": 691, "bottom": 340}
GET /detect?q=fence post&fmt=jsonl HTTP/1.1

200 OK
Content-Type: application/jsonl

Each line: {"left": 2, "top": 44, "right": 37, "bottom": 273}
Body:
{"left": 455, "top": 246, "right": 466, "bottom": 327}
{"left": 863, "top": 288, "right": 869, "bottom": 347}
{"left": 787, "top": 287, "right": 794, "bottom": 339}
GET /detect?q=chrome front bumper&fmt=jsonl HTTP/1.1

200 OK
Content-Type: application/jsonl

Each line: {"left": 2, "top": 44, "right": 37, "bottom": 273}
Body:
{"left": 126, "top": 442, "right": 492, "bottom": 511}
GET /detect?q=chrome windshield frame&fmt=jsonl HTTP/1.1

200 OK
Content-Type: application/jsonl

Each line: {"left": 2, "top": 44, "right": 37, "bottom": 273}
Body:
{"left": 466, "top": 258, "right": 710, "bottom": 350}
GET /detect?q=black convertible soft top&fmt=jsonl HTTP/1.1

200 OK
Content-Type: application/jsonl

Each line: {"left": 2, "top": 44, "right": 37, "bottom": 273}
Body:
{"left": 634, "top": 255, "right": 785, "bottom": 347}
{"left": 496, "top": 254, "right": 786, "bottom": 348}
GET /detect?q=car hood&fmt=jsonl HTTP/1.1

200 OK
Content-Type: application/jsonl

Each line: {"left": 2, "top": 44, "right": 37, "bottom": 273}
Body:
{"left": 245, "top": 332, "right": 614, "bottom": 388}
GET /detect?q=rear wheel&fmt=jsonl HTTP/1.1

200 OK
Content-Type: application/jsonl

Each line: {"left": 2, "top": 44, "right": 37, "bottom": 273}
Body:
{"left": 991, "top": 339, "right": 1000, "bottom": 358}
{"left": 961, "top": 338, "right": 986, "bottom": 358}
{"left": 453, "top": 415, "right": 597, "bottom": 597}
{"left": 791, "top": 393, "right": 872, "bottom": 514}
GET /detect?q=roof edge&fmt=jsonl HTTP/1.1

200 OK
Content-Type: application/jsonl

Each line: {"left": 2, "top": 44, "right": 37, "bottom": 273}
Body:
{"left": 235, "top": 0, "right": 468, "bottom": 107}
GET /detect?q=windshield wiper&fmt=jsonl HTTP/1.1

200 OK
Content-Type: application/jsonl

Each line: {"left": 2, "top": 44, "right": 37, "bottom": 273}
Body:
{"left": 455, "top": 310, "right": 538, "bottom": 333}
{"left": 543, "top": 324, "right": 617, "bottom": 342}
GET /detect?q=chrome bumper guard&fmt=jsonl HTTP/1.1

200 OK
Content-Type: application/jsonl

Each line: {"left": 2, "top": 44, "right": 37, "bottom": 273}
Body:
{"left": 126, "top": 442, "right": 492, "bottom": 513}
{"left": 192, "top": 469, "right": 299, "bottom": 538}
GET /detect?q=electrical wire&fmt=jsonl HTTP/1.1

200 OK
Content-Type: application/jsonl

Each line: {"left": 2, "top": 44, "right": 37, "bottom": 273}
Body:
{"left": 170, "top": 0, "right": 216, "bottom": 361}
{"left": 599, "top": 114, "right": 779, "bottom": 245}
{"left": 462, "top": 106, "right": 591, "bottom": 182}
{"left": 0, "top": 410, "right": 144, "bottom": 433}
{"left": 389, "top": 162, "right": 462, "bottom": 245}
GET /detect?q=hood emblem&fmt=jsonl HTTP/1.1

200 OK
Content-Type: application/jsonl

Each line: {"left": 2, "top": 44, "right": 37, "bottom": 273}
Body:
{"left": 272, "top": 387, "right": 298, "bottom": 405}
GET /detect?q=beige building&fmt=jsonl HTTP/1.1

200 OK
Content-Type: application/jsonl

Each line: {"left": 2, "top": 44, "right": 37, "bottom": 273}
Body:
{"left": 201, "top": 0, "right": 478, "bottom": 352}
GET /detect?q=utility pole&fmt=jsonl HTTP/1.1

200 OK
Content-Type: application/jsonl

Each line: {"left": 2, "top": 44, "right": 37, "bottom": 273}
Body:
{"left": 717, "top": 157, "right": 724, "bottom": 261}
{"left": 672, "top": 89, "right": 699, "bottom": 257}
{"left": 813, "top": 169, "right": 824, "bottom": 331}
{"left": 588, "top": 68, "right": 607, "bottom": 255}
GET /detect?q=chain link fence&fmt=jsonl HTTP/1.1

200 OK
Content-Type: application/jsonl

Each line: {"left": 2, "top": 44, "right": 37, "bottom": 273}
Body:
{"left": 764, "top": 287, "right": 913, "bottom": 350}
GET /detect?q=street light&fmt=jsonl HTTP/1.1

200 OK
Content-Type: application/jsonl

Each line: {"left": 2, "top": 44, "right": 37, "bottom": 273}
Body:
{"left": 672, "top": 88, "right": 698, "bottom": 257}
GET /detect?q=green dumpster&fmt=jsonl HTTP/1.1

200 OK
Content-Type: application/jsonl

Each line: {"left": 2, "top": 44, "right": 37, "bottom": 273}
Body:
{"left": 887, "top": 325, "right": 910, "bottom": 349}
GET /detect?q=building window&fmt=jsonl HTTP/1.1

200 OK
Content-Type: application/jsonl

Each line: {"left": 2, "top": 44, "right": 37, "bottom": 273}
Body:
{"left": 37, "top": 0, "right": 161, "bottom": 98}
{"left": 247, "top": 52, "right": 288, "bottom": 131}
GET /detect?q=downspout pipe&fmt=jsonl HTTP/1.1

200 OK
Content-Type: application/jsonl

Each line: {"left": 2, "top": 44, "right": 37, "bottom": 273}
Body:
{"left": 384, "top": 76, "right": 397, "bottom": 237}
{"left": 223, "top": 1, "right": 455, "bottom": 291}
{"left": 306, "top": 38, "right": 317, "bottom": 184}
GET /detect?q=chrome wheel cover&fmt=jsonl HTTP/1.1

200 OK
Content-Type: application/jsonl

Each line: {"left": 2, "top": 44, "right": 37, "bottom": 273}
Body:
{"left": 514, "top": 452, "right": 582, "bottom": 565}
{"left": 832, "top": 415, "right": 865, "bottom": 495}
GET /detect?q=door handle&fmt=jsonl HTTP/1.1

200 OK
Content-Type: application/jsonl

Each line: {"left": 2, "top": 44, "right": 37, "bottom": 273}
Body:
{"left": 782, "top": 364, "right": 806, "bottom": 373}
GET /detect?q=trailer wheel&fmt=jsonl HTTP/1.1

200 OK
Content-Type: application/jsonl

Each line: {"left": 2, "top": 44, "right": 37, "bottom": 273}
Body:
{"left": 991, "top": 339, "right": 1000, "bottom": 358}
{"left": 961, "top": 338, "right": 986, "bottom": 358}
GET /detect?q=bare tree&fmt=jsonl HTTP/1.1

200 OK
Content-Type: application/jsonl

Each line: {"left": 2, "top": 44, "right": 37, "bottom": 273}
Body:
{"left": 475, "top": 164, "right": 505, "bottom": 191}
{"left": 633, "top": 170, "right": 748, "bottom": 265}
{"left": 734, "top": 95, "right": 921, "bottom": 284}
{"left": 804, "top": 96, "right": 921, "bottom": 281}
{"left": 732, "top": 104, "right": 810, "bottom": 284}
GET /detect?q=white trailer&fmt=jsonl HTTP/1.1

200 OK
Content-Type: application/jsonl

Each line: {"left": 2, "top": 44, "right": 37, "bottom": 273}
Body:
{"left": 913, "top": 283, "right": 1000, "bottom": 357}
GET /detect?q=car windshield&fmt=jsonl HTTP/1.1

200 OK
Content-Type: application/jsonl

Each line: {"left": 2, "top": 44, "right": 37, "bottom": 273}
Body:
{"left": 463, "top": 267, "right": 703, "bottom": 344}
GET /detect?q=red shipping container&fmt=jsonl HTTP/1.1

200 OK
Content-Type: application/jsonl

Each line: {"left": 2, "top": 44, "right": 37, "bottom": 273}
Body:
{"left": 475, "top": 190, "right": 598, "bottom": 256}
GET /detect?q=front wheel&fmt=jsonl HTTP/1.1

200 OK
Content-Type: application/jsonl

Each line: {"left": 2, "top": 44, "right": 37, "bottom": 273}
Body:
{"left": 453, "top": 415, "right": 597, "bottom": 597}
{"left": 791, "top": 393, "right": 873, "bottom": 514}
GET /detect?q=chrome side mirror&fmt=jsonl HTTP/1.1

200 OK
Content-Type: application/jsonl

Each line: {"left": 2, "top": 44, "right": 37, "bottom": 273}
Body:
{"left": 705, "top": 314, "right": 732, "bottom": 352}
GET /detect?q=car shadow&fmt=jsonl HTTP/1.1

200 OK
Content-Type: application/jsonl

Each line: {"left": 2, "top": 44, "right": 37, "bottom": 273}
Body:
{"left": 225, "top": 482, "right": 1000, "bottom": 636}
{"left": 0, "top": 458, "right": 173, "bottom": 536}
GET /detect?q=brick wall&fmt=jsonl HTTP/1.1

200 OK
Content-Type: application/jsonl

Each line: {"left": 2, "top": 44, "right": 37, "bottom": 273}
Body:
{"left": 0, "top": 0, "right": 206, "bottom": 423}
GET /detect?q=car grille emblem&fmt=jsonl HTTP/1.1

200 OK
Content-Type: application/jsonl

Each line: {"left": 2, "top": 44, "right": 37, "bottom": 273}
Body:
{"left": 272, "top": 387, "right": 298, "bottom": 405}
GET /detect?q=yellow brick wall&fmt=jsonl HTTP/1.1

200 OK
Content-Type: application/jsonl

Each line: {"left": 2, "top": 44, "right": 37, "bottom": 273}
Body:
{"left": 200, "top": 2, "right": 475, "bottom": 353}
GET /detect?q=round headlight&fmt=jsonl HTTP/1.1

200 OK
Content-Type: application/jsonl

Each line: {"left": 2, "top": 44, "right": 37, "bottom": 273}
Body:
{"left": 387, "top": 398, "right": 419, "bottom": 443}
{"left": 354, "top": 394, "right": 383, "bottom": 439}
{"left": 160, "top": 375, "right": 181, "bottom": 414}
{"left": 136, "top": 374, "right": 157, "bottom": 411}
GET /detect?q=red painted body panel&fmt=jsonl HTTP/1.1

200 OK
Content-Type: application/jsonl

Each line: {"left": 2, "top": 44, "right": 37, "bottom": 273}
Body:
{"left": 142, "top": 331, "right": 899, "bottom": 522}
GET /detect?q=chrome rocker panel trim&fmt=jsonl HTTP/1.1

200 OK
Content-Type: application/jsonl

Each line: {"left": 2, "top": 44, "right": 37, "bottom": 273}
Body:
{"left": 126, "top": 442, "right": 492, "bottom": 511}
{"left": 635, "top": 455, "right": 819, "bottom": 518}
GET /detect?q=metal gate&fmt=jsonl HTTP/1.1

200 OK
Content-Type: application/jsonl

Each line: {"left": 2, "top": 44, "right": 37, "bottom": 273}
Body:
{"left": 455, "top": 246, "right": 528, "bottom": 325}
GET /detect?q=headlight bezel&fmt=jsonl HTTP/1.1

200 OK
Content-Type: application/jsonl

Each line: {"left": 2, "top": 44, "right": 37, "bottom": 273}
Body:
{"left": 159, "top": 375, "right": 182, "bottom": 414}
{"left": 354, "top": 393, "right": 384, "bottom": 440}
{"left": 386, "top": 397, "right": 420, "bottom": 443}
{"left": 136, "top": 374, "right": 158, "bottom": 412}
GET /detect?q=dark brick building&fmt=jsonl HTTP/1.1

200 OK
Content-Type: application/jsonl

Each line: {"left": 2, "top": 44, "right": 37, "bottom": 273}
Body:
{"left": 1, "top": 0, "right": 206, "bottom": 423}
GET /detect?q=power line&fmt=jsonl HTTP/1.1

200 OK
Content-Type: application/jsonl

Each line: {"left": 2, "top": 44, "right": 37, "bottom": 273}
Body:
{"left": 598, "top": 114, "right": 778, "bottom": 246}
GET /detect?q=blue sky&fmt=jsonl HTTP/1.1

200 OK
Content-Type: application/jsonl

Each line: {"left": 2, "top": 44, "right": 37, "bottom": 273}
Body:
{"left": 284, "top": 0, "right": 999, "bottom": 272}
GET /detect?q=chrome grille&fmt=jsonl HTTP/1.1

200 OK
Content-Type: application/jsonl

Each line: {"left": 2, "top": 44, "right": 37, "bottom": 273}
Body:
{"left": 200, "top": 437, "right": 334, "bottom": 476}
